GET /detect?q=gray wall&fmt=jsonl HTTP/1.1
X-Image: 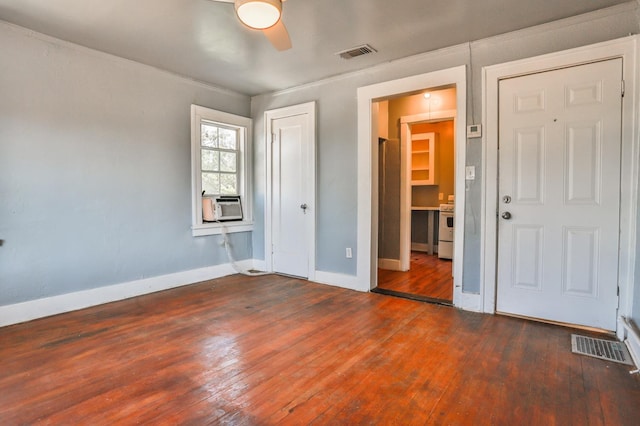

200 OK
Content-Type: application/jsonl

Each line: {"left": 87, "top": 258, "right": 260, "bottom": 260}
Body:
{"left": 2, "top": 3, "right": 639, "bottom": 316}
{"left": 251, "top": 3, "right": 640, "bottom": 292}
{"left": 0, "top": 23, "right": 251, "bottom": 306}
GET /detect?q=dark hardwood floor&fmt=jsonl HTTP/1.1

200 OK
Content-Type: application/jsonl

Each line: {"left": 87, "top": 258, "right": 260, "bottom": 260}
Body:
{"left": 377, "top": 251, "right": 453, "bottom": 302}
{"left": 1, "top": 274, "right": 639, "bottom": 424}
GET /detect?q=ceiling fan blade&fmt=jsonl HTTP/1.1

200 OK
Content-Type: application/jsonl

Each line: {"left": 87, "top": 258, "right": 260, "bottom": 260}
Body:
{"left": 262, "top": 19, "right": 292, "bottom": 51}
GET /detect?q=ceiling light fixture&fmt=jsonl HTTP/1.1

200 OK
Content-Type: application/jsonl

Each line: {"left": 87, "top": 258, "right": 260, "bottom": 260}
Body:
{"left": 235, "top": 0, "right": 282, "bottom": 30}
{"left": 423, "top": 93, "right": 431, "bottom": 99}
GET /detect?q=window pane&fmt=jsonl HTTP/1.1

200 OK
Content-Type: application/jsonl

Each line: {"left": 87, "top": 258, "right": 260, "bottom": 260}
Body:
{"left": 201, "top": 124, "right": 218, "bottom": 148}
{"left": 201, "top": 150, "right": 219, "bottom": 171}
{"left": 202, "top": 172, "right": 219, "bottom": 195}
{"left": 219, "top": 151, "right": 236, "bottom": 172}
{"left": 220, "top": 173, "right": 237, "bottom": 195}
{"left": 218, "top": 128, "right": 237, "bottom": 150}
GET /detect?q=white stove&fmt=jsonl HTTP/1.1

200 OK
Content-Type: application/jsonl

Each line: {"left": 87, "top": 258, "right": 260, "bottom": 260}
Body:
{"left": 439, "top": 203, "right": 454, "bottom": 213}
{"left": 438, "top": 203, "right": 454, "bottom": 259}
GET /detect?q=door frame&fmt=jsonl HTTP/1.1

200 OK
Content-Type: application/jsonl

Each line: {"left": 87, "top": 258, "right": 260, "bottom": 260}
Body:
{"left": 400, "top": 111, "right": 456, "bottom": 271}
{"left": 481, "top": 36, "right": 638, "bottom": 337}
{"left": 356, "top": 65, "right": 468, "bottom": 306}
{"left": 264, "top": 101, "right": 316, "bottom": 279}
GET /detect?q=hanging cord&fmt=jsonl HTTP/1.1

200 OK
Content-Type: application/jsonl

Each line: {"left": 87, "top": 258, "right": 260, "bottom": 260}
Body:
{"left": 219, "top": 222, "right": 271, "bottom": 277}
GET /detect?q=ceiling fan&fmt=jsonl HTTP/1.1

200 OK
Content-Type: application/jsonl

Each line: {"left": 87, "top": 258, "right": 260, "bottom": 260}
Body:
{"left": 211, "top": 0, "right": 292, "bottom": 51}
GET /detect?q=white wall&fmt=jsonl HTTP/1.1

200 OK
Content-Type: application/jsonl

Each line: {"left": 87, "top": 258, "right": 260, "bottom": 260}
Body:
{"left": 0, "top": 22, "right": 251, "bottom": 307}
{"left": 251, "top": 2, "right": 640, "bottom": 290}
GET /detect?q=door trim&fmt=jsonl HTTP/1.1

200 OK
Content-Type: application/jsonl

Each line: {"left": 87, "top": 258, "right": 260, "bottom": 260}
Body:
{"left": 264, "top": 102, "right": 316, "bottom": 280}
{"left": 481, "top": 36, "right": 638, "bottom": 337}
{"left": 356, "top": 65, "right": 468, "bottom": 306}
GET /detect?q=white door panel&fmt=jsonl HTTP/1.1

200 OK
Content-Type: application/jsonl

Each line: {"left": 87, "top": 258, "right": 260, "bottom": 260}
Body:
{"left": 497, "top": 59, "right": 622, "bottom": 330}
{"left": 272, "top": 115, "right": 310, "bottom": 278}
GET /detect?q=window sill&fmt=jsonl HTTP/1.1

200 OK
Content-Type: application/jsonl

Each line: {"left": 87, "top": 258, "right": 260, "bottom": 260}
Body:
{"left": 192, "top": 221, "right": 254, "bottom": 236}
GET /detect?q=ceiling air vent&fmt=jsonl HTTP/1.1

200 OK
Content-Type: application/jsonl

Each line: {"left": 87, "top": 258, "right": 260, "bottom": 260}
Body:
{"left": 336, "top": 44, "right": 377, "bottom": 60}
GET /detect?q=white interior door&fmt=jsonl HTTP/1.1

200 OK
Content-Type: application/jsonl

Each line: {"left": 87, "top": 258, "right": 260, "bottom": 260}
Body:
{"left": 271, "top": 113, "right": 312, "bottom": 278}
{"left": 496, "top": 59, "right": 623, "bottom": 330}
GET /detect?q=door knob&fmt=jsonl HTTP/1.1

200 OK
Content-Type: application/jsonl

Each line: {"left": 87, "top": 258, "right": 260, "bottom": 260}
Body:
{"left": 501, "top": 212, "right": 512, "bottom": 220}
{"left": 300, "top": 203, "right": 308, "bottom": 213}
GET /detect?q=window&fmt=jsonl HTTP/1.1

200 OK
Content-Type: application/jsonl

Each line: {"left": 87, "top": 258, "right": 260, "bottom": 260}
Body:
{"left": 191, "top": 105, "right": 253, "bottom": 236}
{"left": 200, "top": 123, "right": 239, "bottom": 196}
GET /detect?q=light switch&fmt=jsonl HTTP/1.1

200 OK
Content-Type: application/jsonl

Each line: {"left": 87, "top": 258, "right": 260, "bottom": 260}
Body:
{"left": 465, "top": 166, "right": 476, "bottom": 180}
{"left": 438, "top": 193, "right": 444, "bottom": 200}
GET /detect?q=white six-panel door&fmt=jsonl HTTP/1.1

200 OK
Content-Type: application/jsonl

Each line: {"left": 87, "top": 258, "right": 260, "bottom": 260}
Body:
{"left": 496, "top": 59, "right": 623, "bottom": 330}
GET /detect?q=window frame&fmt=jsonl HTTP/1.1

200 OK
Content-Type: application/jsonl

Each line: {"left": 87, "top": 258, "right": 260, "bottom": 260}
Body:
{"left": 191, "top": 105, "right": 253, "bottom": 236}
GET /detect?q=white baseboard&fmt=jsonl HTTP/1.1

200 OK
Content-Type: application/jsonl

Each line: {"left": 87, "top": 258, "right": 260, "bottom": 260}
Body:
{"left": 621, "top": 317, "right": 640, "bottom": 367}
{"left": 251, "top": 259, "right": 268, "bottom": 273}
{"left": 453, "top": 290, "right": 482, "bottom": 312}
{"left": 411, "top": 243, "right": 431, "bottom": 252}
{"left": 0, "top": 259, "right": 256, "bottom": 328}
{"left": 378, "top": 258, "right": 402, "bottom": 271}
{"left": 314, "top": 270, "right": 366, "bottom": 292}
{"left": 410, "top": 243, "right": 439, "bottom": 253}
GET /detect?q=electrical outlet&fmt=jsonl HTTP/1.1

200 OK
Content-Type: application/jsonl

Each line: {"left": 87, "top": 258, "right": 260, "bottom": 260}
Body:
{"left": 346, "top": 247, "right": 352, "bottom": 258}
{"left": 438, "top": 193, "right": 444, "bottom": 200}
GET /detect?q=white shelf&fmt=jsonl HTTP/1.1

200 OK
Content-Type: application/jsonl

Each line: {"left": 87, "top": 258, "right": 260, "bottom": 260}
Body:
{"left": 410, "top": 132, "right": 437, "bottom": 185}
{"left": 411, "top": 180, "right": 436, "bottom": 186}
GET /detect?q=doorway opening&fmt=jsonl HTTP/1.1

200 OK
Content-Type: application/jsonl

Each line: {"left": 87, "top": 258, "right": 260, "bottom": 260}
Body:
{"left": 374, "top": 87, "right": 456, "bottom": 304}
{"left": 356, "top": 65, "right": 466, "bottom": 306}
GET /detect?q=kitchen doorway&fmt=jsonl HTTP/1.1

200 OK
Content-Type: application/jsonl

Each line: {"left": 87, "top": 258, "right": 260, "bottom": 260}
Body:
{"left": 374, "top": 88, "right": 457, "bottom": 304}
{"left": 356, "top": 65, "right": 466, "bottom": 306}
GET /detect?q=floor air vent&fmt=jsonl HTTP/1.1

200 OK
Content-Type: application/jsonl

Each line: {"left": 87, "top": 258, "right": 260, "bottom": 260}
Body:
{"left": 571, "top": 334, "right": 633, "bottom": 365}
{"left": 336, "top": 44, "right": 377, "bottom": 60}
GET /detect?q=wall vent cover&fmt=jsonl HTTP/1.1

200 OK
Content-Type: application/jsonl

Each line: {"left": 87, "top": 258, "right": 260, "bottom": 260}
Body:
{"left": 571, "top": 334, "right": 633, "bottom": 365}
{"left": 336, "top": 44, "right": 377, "bottom": 60}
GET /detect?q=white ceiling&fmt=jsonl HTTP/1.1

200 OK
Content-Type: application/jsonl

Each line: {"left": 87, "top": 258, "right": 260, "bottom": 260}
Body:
{"left": 0, "top": 0, "right": 630, "bottom": 96}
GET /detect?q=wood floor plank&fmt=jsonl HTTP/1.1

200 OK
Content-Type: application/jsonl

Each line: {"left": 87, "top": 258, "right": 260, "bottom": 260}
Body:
{"left": 1, "top": 274, "right": 639, "bottom": 425}
{"left": 377, "top": 251, "right": 453, "bottom": 301}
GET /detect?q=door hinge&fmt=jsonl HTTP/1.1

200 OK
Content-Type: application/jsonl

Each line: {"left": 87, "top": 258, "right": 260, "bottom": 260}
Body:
{"left": 617, "top": 286, "right": 620, "bottom": 296}
{"left": 621, "top": 80, "right": 625, "bottom": 97}
{"left": 271, "top": 133, "right": 276, "bottom": 143}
